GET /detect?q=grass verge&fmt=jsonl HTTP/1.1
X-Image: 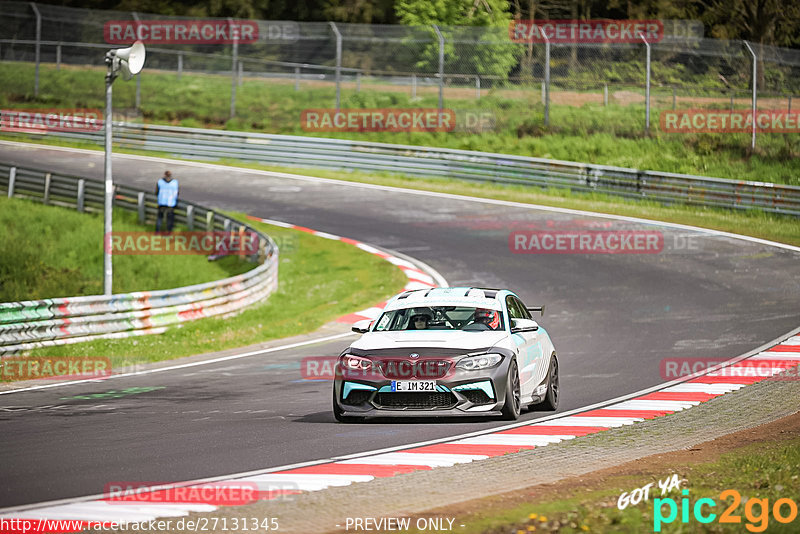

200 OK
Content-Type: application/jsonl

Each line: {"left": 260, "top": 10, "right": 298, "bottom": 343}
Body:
{"left": 394, "top": 431, "right": 800, "bottom": 533}
{"left": 0, "top": 196, "right": 251, "bottom": 301}
{"left": 2, "top": 62, "right": 799, "bottom": 185}
{"left": 26, "top": 214, "right": 408, "bottom": 371}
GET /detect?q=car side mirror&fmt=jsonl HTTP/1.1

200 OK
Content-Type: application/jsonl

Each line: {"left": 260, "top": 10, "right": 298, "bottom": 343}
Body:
{"left": 351, "top": 319, "right": 372, "bottom": 334}
{"left": 511, "top": 318, "right": 539, "bottom": 333}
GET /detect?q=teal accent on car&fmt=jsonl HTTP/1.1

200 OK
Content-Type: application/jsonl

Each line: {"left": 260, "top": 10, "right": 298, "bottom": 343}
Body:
{"left": 453, "top": 380, "right": 495, "bottom": 399}
{"left": 343, "top": 382, "right": 377, "bottom": 399}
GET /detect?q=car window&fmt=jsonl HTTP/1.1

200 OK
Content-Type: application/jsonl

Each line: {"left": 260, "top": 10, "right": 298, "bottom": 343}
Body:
{"left": 515, "top": 297, "right": 533, "bottom": 319}
{"left": 505, "top": 296, "right": 524, "bottom": 319}
{"left": 373, "top": 306, "right": 504, "bottom": 331}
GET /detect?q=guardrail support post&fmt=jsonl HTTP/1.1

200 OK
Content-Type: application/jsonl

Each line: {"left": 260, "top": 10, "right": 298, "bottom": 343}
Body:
{"left": 177, "top": 52, "right": 183, "bottom": 80}
{"left": 223, "top": 218, "right": 231, "bottom": 232}
{"left": 56, "top": 44, "right": 61, "bottom": 71}
{"left": 30, "top": 2, "right": 41, "bottom": 97}
{"left": 43, "top": 172, "right": 51, "bottom": 205}
{"left": 8, "top": 167, "right": 16, "bottom": 198}
{"left": 433, "top": 25, "right": 444, "bottom": 112}
{"left": 329, "top": 22, "right": 342, "bottom": 111}
{"left": 137, "top": 192, "right": 145, "bottom": 224}
{"left": 206, "top": 211, "right": 214, "bottom": 231}
{"left": 186, "top": 205, "right": 194, "bottom": 230}
{"left": 77, "top": 179, "right": 85, "bottom": 212}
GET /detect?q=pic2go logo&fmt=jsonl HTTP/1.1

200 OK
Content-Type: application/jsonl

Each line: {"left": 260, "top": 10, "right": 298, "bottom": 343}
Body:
{"left": 654, "top": 489, "right": 799, "bottom": 532}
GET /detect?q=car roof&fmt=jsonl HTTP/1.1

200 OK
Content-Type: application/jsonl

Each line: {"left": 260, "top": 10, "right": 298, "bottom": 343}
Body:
{"left": 384, "top": 287, "right": 512, "bottom": 312}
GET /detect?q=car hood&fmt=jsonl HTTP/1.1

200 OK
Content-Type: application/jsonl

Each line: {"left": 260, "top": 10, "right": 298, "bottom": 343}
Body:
{"left": 350, "top": 330, "right": 507, "bottom": 352}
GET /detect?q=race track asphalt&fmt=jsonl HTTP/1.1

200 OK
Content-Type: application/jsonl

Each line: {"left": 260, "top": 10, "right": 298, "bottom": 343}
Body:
{"left": 1, "top": 142, "right": 798, "bottom": 508}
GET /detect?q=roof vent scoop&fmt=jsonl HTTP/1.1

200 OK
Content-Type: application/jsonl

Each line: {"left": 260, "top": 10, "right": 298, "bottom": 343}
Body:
{"left": 465, "top": 288, "right": 486, "bottom": 299}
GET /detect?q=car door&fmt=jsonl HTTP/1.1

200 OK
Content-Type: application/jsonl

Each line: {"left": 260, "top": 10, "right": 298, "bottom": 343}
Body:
{"left": 506, "top": 295, "right": 539, "bottom": 396}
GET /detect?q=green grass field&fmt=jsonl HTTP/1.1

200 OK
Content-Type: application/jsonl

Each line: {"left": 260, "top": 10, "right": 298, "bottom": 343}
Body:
{"left": 25, "top": 214, "right": 407, "bottom": 369}
{"left": 2, "top": 62, "right": 798, "bottom": 186}
{"left": 0, "top": 196, "right": 252, "bottom": 301}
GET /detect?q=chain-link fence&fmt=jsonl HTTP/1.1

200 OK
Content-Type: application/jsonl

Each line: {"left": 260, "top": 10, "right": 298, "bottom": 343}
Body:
{"left": 2, "top": 1, "right": 799, "bottom": 149}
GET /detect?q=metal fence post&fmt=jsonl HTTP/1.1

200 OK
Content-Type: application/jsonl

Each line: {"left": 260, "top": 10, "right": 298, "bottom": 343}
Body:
{"left": 411, "top": 73, "right": 416, "bottom": 99}
{"left": 77, "top": 179, "right": 85, "bottom": 212}
{"left": 294, "top": 66, "right": 300, "bottom": 91}
{"left": 542, "top": 28, "right": 550, "bottom": 126}
{"left": 186, "top": 204, "right": 194, "bottom": 231}
{"left": 43, "top": 172, "right": 51, "bottom": 204}
{"left": 356, "top": 71, "right": 361, "bottom": 92}
{"left": 30, "top": 2, "right": 41, "bottom": 97}
{"left": 604, "top": 83, "right": 608, "bottom": 106}
{"left": 433, "top": 25, "right": 444, "bottom": 112}
{"left": 329, "top": 22, "right": 342, "bottom": 111}
{"left": 8, "top": 167, "right": 16, "bottom": 198}
{"left": 238, "top": 60, "right": 243, "bottom": 86}
{"left": 229, "top": 18, "right": 238, "bottom": 119}
{"left": 137, "top": 192, "right": 145, "bottom": 224}
{"left": 743, "top": 40, "right": 757, "bottom": 151}
{"left": 56, "top": 44, "right": 61, "bottom": 70}
{"left": 640, "top": 33, "right": 651, "bottom": 133}
{"left": 177, "top": 52, "right": 183, "bottom": 80}
{"left": 476, "top": 76, "right": 480, "bottom": 99}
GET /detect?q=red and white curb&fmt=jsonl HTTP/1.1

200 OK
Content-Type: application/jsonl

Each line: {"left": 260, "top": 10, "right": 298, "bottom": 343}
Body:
{"left": 2, "top": 334, "right": 798, "bottom": 531}
{"left": 245, "top": 217, "right": 443, "bottom": 324}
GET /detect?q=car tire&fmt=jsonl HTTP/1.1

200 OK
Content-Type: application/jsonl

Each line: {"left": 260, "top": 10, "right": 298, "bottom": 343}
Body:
{"left": 500, "top": 359, "right": 521, "bottom": 421}
{"left": 333, "top": 387, "right": 362, "bottom": 423}
{"left": 535, "top": 355, "right": 559, "bottom": 411}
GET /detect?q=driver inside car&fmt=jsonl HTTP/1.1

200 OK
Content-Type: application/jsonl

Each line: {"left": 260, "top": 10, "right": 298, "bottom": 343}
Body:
{"left": 473, "top": 308, "right": 501, "bottom": 330}
{"left": 408, "top": 313, "right": 430, "bottom": 330}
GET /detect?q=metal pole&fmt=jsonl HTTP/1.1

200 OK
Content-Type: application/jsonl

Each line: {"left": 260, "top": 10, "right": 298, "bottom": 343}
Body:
{"left": 672, "top": 87, "right": 676, "bottom": 110}
{"left": 329, "top": 22, "right": 342, "bottom": 111}
{"left": 476, "top": 76, "right": 480, "bottom": 99}
{"left": 743, "top": 40, "right": 757, "bottom": 151}
{"left": 177, "top": 52, "right": 183, "bottom": 80}
{"left": 294, "top": 66, "right": 300, "bottom": 91}
{"left": 790, "top": 95, "right": 793, "bottom": 112}
{"left": 538, "top": 26, "right": 550, "bottom": 126}
{"left": 433, "top": 25, "right": 444, "bottom": 112}
{"left": 103, "top": 69, "right": 114, "bottom": 296}
{"left": 356, "top": 72, "right": 361, "bottom": 92}
{"left": 229, "top": 18, "right": 238, "bottom": 119}
{"left": 640, "top": 33, "right": 651, "bottom": 132}
{"left": 604, "top": 83, "right": 608, "bottom": 106}
{"left": 30, "top": 2, "right": 41, "bottom": 97}
{"left": 56, "top": 44, "right": 61, "bottom": 70}
{"left": 8, "top": 167, "right": 16, "bottom": 198}
{"left": 132, "top": 13, "right": 141, "bottom": 111}
{"left": 412, "top": 73, "right": 416, "bottom": 99}
{"left": 238, "top": 60, "right": 243, "bottom": 86}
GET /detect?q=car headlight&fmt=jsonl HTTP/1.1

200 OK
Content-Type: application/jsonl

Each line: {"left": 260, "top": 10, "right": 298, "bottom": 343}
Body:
{"left": 340, "top": 354, "right": 372, "bottom": 371}
{"left": 456, "top": 353, "right": 503, "bottom": 371}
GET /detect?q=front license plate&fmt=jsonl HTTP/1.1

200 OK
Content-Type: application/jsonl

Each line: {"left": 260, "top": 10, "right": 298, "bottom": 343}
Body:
{"left": 391, "top": 380, "right": 437, "bottom": 392}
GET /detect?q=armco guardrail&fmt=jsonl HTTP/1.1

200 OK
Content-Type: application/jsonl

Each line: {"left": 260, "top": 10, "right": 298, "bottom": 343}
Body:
{"left": 0, "top": 162, "right": 279, "bottom": 354}
{"left": 17, "top": 123, "right": 800, "bottom": 216}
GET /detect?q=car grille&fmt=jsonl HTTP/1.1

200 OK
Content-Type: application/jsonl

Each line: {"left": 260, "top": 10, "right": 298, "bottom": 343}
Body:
{"left": 375, "top": 359, "right": 452, "bottom": 380}
{"left": 375, "top": 392, "right": 457, "bottom": 409}
{"left": 343, "top": 390, "right": 373, "bottom": 405}
{"left": 461, "top": 390, "right": 493, "bottom": 405}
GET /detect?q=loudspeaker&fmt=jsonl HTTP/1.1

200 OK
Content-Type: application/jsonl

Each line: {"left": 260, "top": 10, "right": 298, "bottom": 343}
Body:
{"left": 112, "top": 41, "right": 145, "bottom": 80}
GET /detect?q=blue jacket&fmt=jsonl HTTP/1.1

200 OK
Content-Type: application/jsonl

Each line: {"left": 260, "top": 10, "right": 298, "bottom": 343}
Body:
{"left": 157, "top": 178, "right": 179, "bottom": 207}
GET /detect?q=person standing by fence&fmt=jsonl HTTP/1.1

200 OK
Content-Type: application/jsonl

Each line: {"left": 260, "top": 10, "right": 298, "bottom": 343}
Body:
{"left": 155, "top": 170, "right": 179, "bottom": 232}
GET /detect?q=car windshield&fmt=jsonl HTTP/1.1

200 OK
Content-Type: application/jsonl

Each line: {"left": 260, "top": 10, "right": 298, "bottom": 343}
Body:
{"left": 373, "top": 306, "right": 504, "bottom": 332}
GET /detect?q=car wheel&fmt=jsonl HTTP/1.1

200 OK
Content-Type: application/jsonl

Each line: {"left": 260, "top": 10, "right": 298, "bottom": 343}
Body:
{"left": 500, "top": 359, "right": 521, "bottom": 420}
{"left": 536, "top": 355, "right": 559, "bottom": 411}
{"left": 333, "top": 386, "right": 362, "bottom": 423}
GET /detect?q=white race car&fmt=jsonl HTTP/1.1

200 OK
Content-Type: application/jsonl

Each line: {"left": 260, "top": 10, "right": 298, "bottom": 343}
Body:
{"left": 333, "top": 287, "right": 558, "bottom": 421}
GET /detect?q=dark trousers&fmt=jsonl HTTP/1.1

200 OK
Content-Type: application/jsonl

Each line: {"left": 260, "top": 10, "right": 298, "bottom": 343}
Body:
{"left": 156, "top": 206, "right": 175, "bottom": 232}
